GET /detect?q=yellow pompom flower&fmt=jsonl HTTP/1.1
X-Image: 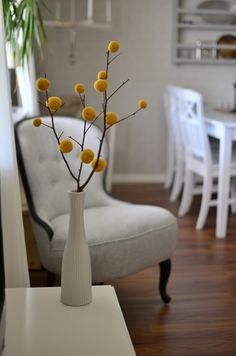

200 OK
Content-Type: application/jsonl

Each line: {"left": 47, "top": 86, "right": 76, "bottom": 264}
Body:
{"left": 138, "top": 99, "right": 148, "bottom": 109}
{"left": 32, "top": 118, "right": 42, "bottom": 127}
{"left": 59, "top": 139, "right": 73, "bottom": 153}
{"left": 74, "top": 83, "right": 86, "bottom": 94}
{"left": 108, "top": 40, "right": 120, "bottom": 53}
{"left": 91, "top": 157, "right": 107, "bottom": 172}
{"left": 80, "top": 149, "right": 95, "bottom": 164}
{"left": 35, "top": 77, "right": 51, "bottom": 92}
{"left": 106, "top": 112, "right": 118, "bottom": 126}
{"left": 97, "top": 70, "right": 107, "bottom": 80}
{"left": 46, "top": 96, "right": 63, "bottom": 112}
{"left": 82, "top": 106, "right": 96, "bottom": 121}
{"left": 94, "top": 79, "right": 108, "bottom": 93}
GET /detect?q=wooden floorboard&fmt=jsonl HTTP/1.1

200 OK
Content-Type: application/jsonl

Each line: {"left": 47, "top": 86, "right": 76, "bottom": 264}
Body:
{"left": 29, "top": 183, "right": 236, "bottom": 356}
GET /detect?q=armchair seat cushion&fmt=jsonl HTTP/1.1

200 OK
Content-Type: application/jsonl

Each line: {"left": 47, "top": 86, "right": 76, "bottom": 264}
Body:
{"left": 50, "top": 202, "right": 177, "bottom": 282}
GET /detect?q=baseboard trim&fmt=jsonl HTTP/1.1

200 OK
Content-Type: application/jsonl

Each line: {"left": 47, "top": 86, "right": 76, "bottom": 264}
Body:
{"left": 112, "top": 174, "right": 165, "bottom": 184}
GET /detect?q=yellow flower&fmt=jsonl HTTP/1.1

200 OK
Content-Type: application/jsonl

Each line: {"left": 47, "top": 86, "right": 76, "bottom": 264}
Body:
{"left": 106, "top": 112, "right": 118, "bottom": 126}
{"left": 82, "top": 106, "right": 96, "bottom": 121}
{"left": 108, "top": 40, "right": 120, "bottom": 53}
{"left": 80, "top": 149, "right": 95, "bottom": 164}
{"left": 94, "top": 79, "right": 108, "bottom": 93}
{"left": 138, "top": 99, "right": 148, "bottom": 109}
{"left": 91, "top": 157, "right": 107, "bottom": 172}
{"left": 35, "top": 77, "right": 51, "bottom": 92}
{"left": 74, "top": 83, "right": 85, "bottom": 94}
{"left": 97, "top": 70, "right": 107, "bottom": 80}
{"left": 32, "top": 118, "right": 42, "bottom": 127}
{"left": 59, "top": 139, "right": 73, "bottom": 153}
{"left": 46, "top": 96, "right": 63, "bottom": 112}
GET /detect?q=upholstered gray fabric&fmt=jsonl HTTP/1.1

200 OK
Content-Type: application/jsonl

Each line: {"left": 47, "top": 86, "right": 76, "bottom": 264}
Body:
{"left": 16, "top": 116, "right": 177, "bottom": 282}
{"left": 50, "top": 204, "right": 176, "bottom": 281}
{"left": 17, "top": 117, "right": 110, "bottom": 222}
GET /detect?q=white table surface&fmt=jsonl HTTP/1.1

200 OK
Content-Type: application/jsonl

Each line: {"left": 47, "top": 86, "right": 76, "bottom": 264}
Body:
{"left": 205, "top": 109, "right": 236, "bottom": 238}
{"left": 3, "top": 286, "right": 136, "bottom": 356}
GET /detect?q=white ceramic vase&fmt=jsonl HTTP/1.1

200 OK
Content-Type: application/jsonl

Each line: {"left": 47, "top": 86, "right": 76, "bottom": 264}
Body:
{"left": 61, "top": 191, "right": 92, "bottom": 306}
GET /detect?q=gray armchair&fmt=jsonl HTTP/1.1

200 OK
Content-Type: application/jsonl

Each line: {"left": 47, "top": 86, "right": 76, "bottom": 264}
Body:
{"left": 15, "top": 116, "right": 177, "bottom": 303}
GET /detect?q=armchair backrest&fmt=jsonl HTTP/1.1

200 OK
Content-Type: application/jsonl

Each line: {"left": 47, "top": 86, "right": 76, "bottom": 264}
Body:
{"left": 15, "top": 117, "right": 109, "bottom": 223}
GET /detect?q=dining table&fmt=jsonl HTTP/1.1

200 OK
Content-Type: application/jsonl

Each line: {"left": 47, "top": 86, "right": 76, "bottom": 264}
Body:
{"left": 204, "top": 109, "right": 236, "bottom": 238}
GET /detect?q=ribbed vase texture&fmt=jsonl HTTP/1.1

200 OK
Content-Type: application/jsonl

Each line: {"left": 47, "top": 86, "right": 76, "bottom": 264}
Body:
{"left": 61, "top": 191, "right": 92, "bottom": 306}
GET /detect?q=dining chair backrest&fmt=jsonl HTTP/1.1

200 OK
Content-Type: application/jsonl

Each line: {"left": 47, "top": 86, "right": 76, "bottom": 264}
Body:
{"left": 177, "top": 88, "right": 212, "bottom": 164}
{"left": 164, "top": 86, "right": 187, "bottom": 201}
{"left": 164, "top": 86, "right": 183, "bottom": 147}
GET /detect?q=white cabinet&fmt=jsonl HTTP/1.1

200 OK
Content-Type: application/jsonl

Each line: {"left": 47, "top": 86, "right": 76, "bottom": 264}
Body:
{"left": 3, "top": 286, "right": 136, "bottom": 356}
{"left": 173, "top": 0, "right": 236, "bottom": 64}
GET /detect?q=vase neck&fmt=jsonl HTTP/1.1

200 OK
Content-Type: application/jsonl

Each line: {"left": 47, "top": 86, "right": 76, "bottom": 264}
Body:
{"left": 68, "top": 191, "right": 85, "bottom": 216}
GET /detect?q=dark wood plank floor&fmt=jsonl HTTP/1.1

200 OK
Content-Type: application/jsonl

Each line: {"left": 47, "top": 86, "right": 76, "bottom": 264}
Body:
{"left": 29, "top": 184, "right": 236, "bottom": 356}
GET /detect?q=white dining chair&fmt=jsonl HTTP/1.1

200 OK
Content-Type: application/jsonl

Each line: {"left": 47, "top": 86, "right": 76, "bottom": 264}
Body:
{"left": 178, "top": 88, "right": 236, "bottom": 230}
{"left": 164, "top": 86, "right": 185, "bottom": 201}
{"left": 164, "top": 121, "right": 175, "bottom": 190}
{"left": 163, "top": 90, "right": 175, "bottom": 190}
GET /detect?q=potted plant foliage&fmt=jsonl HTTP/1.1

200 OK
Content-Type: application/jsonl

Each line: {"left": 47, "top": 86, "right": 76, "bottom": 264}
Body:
{"left": 3, "top": 0, "right": 48, "bottom": 65}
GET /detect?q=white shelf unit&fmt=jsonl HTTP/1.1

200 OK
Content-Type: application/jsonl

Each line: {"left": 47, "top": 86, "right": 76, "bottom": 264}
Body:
{"left": 173, "top": 0, "right": 236, "bottom": 65}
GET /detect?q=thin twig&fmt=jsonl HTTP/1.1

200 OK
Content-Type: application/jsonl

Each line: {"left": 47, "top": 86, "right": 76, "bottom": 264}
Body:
{"left": 108, "top": 52, "right": 121, "bottom": 64}
{"left": 80, "top": 127, "right": 107, "bottom": 191}
{"left": 85, "top": 111, "right": 104, "bottom": 134}
{"left": 80, "top": 53, "right": 110, "bottom": 190}
{"left": 58, "top": 131, "right": 64, "bottom": 140}
{"left": 107, "top": 79, "right": 130, "bottom": 101}
{"left": 105, "top": 50, "right": 110, "bottom": 78}
{"left": 45, "top": 88, "right": 49, "bottom": 102}
{"left": 78, "top": 92, "right": 85, "bottom": 108}
{"left": 53, "top": 102, "right": 65, "bottom": 115}
{"left": 42, "top": 123, "right": 53, "bottom": 129}
{"left": 106, "top": 108, "right": 142, "bottom": 130}
{"left": 69, "top": 136, "right": 82, "bottom": 148}
{"left": 45, "top": 89, "right": 77, "bottom": 182}
{"left": 77, "top": 119, "right": 87, "bottom": 191}
{"left": 38, "top": 100, "right": 48, "bottom": 109}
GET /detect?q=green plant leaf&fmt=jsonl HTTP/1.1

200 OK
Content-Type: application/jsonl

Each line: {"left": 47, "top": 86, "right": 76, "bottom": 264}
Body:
{"left": 36, "top": 1, "right": 46, "bottom": 41}
{"left": 3, "top": 0, "right": 49, "bottom": 67}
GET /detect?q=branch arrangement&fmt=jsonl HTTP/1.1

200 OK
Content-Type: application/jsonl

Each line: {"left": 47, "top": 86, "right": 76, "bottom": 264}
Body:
{"left": 34, "top": 40, "right": 148, "bottom": 192}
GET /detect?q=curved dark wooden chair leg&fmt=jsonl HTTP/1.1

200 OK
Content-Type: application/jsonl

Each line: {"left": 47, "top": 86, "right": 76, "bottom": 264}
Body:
{"left": 159, "top": 259, "right": 171, "bottom": 304}
{"left": 47, "top": 271, "right": 57, "bottom": 287}
{"left": 93, "top": 282, "right": 104, "bottom": 286}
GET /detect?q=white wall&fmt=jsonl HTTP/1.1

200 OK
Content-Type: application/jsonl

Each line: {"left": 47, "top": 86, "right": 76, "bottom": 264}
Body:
{"left": 36, "top": 0, "right": 236, "bottom": 182}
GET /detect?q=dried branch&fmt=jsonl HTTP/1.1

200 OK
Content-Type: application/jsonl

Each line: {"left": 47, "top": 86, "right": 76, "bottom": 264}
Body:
{"left": 77, "top": 119, "right": 87, "bottom": 191}
{"left": 80, "top": 52, "right": 110, "bottom": 190}
{"left": 108, "top": 52, "right": 121, "bottom": 64}
{"left": 42, "top": 123, "right": 53, "bottom": 129}
{"left": 38, "top": 47, "right": 145, "bottom": 192}
{"left": 38, "top": 100, "right": 47, "bottom": 109}
{"left": 105, "top": 50, "right": 110, "bottom": 78}
{"left": 69, "top": 136, "right": 82, "bottom": 148}
{"left": 45, "top": 89, "right": 77, "bottom": 182}
{"left": 106, "top": 108, "right": 142, "bottom": 131}
{"left": 58, "top": 131, "right": 64, "bottom": 140}
{"left": 107, "top": 79, "right": 130, "bottom": 101}
{"left": 78, "top": 92, "right": 86, "bottom": 108}
{"left": 84, "top": 111, "right": 104, "bottom": 134}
